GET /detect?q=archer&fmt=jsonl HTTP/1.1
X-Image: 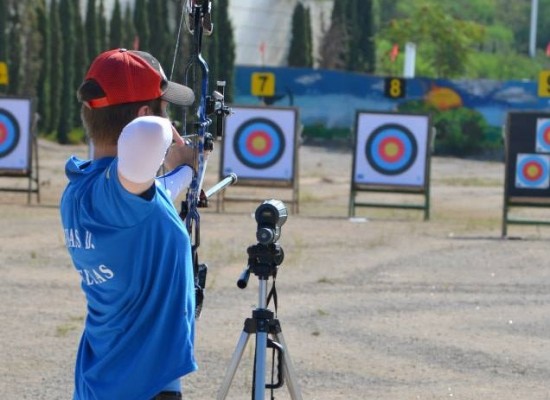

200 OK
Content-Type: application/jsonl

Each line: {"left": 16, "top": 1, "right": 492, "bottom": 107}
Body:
{"left": 60, "top": 48, "right": 198, "bottom": 400}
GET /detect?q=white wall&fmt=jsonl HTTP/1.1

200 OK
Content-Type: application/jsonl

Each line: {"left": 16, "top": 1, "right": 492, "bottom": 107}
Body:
{"left": 228, "top": 0, "right": 333, "bottom": 67}
{"left": 76, "top": 0, "right": 334, "bottom": 67}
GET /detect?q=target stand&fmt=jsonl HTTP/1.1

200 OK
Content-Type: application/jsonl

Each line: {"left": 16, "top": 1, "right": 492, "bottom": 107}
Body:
{"left": 0, "top": 97, "right": 40, "bottom": 204}
{"left": 349, "top": 111, "right": 433, "bottom": 220}
{"left": 217, "top": 106, "right": 300, "bottom": 214}
{"left": 502, "top": 111, "right": 550, "bottom": 237}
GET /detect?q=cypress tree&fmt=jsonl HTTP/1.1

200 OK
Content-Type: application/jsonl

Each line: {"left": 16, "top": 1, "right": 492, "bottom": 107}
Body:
{"left": 214, "top": 0, "right": 235, "bottom": 102}
{"left": 122, "top": 3, "right": 136, "bottom": 49}
{"left": 49, "top": 0, "right": 62, "bottom": 134}
{"left": 37, "top": 0, "right": 51, "bottom": 132}
{"left": 134, "top": 0, "right": 150, "bottom": 50}
{"left": 85, "top": 0, "right": 99, "bottom": 61}
{"left": 346, "top": 0, "right": 375, "bottom": 73}
{"left": 74, "top": 0, "right": 88, "bottom": 126}
{"left": 7, "top": 6, "right": 22, "bottom": 95}
{"left": 319, "top": 0, "right": 349, "bottom": 70}
{"left": 345, "top": 0, "right": 359, "bottom": 70}
{"left": 58, "top": 0, "right": 76, "bottom": 143}
{"left": 148, "top": 0, "right": 171, "bottom": 68}
{"left": 359, "top": 0, "right": 376, "bottom": 73}
{"left": 12, "top": 2, "right": 41, "bottom": 98}
{"left": 109, "top": 0, "right": 123, "bottom": 49}
{"left": 304, "top": 6, "right": 313, "bottom": 67}
{"left": 0, "top": 0, "right": 8, "bottom": 94}
{"left": 98, "top": 0, "right": 108, "bottom": 51}
{"left": 287, "top": 3, "right": 309, "bottom": 67}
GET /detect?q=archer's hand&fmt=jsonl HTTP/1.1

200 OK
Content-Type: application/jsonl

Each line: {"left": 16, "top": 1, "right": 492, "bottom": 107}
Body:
{"left": 164, "top": 126, "right": 197, "bottom": 172}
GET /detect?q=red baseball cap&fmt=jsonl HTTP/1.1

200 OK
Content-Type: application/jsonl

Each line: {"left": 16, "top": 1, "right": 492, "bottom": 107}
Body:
{"left": 80, "top": 48, "right": 195, "bottom": 108}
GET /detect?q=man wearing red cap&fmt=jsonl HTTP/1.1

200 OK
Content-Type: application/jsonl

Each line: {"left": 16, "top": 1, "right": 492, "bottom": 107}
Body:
{"left": 60, "top": 48, "right": 199, "bottom": 400}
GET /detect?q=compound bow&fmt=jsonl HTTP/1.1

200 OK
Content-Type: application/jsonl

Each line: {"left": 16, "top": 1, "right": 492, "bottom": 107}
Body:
{"left": 172, "top": 0, "right": 233, "bottom": 317}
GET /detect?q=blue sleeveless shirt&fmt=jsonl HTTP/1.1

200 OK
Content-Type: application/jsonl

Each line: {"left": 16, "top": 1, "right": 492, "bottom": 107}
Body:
{"left": 60, "top": 156, "right": 197, "bottom": 400}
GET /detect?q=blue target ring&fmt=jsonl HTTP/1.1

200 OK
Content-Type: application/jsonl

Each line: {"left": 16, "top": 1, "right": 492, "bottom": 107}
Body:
{"left": 365, "top": 124, "right": 417, "bottom": 175}
{"left": 515, "top": 154, "right": 550, "bottom": 188}
{"left": 233, "top": 118, "right": 285, "bottom": 169}
{"left": 0, "top": 108, "right": 20, "bottom": 158}
{"left": 536, "top": 119, "right": 550, "bottom": 153}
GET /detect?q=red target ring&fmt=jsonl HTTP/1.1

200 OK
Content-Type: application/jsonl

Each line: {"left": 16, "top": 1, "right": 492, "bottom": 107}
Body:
{"left": 246, "top": 130, "right": 272, "bottom": 157}
{"left": 379, "top": 137, "right": 405, "bottom": 163}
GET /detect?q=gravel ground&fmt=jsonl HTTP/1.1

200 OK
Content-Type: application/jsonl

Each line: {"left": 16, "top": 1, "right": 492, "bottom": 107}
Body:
{"left": 0, "top": 140, "right": 549, "bottom": 399}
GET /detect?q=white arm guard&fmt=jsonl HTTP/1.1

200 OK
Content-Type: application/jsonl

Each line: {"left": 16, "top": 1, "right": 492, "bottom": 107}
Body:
{"left": 158, "top": 165, "right": 193, "bottom": 201}
{"left": 117, "top": 116, "right": 173, "bottom": 184}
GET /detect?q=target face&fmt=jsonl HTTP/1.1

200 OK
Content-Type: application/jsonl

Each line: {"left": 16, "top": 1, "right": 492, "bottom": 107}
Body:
{"left": 536, "top": 118, "right": 550, "bottom": 153}
{"left": 365, "top": 124, "right": 418, "bottom": 175}
{"left": 233, "top": 118, "right": 285, "bottom": 169}
{"left": 0, "top": 108, "right": 20, "bottom": 158}
{"left": 222, "top": 106, "right": 297, "bottom": 181}
{"left": 353, "top": 112, "right": 429, "bottom": 187}
{"left": 515, "top": 153, "right": 550, "bottom": 189}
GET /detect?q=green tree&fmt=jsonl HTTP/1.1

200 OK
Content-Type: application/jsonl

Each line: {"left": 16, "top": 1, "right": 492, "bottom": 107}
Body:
{"left": 134, "top": 0, "right": 150, "bottom": 50}
{"left": 0, "top": 0, "right": 8, "bottom": 94}
{"left": 319, "top": 0, "right": 349, "bottom": 69}
{"left": 36, "top": 0, "right": 51, "bottom": 132}
{"left": 85, "top": 0, "right": 99, "bottom": 61}
{"left": 148, "top": 0, "right": 172, "bottom": 68}
{"left": 385, "top": 2, "right": 485, "bottom": 78}
{"left": 122, "top": 2, "right": 136, "bottom": 49}
{"left": 355, "top": 0, "right": 376, "bottom": 73}
{"left": 109, "top": 0, "right": 123, "bottom": 49}
{"left": 7, "top": 6, "right": 22, "bottom": 95}
{"left": 48, "top": 0, "right": 62, "bottom": 134}
{"left": 213, "top": 0, "right": 235, "bottom": 101}
{"left": 74, "top": 0, "right": 88, "bottom": 126}
{"left": 58, "top": 0, "right": 76, "bottom": 143}
{"left": 288, "top": 3, "right": 313, "bottom": 67}
{"left": 98, "top": 0, "right": 108, "bottom": 51}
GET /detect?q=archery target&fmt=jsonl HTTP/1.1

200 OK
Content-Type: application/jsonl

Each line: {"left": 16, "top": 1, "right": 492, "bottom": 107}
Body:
{"left": 233, "top": 118, "right": 285, "bottom": 169}
{"left": 222, "top": 106, "right": 297, "bottom": 181}
{"left": 0, "top": 98, "right": 32, "bottom": 171}
{"left": 353, "top": 112, "right": 429, "bottom": 187}
{"left": 515, "top": 153, "right": 550, "bottom": 189}
{"left": 535, "top": 118, "right": 550, "bottom": 153}
{"left": 365, "top": 124, "right": 417, "bottom": 175}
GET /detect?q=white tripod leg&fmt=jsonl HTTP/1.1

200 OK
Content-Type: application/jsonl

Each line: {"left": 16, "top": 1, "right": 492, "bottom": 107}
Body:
{"left": 274, "top": 332, "right": 303, "bottom": 400}
{"left": 217, "top": 331, "right": 250, "bottom": 400}
{"left": 254, "top": 331, "right": 268, "bottom": 399}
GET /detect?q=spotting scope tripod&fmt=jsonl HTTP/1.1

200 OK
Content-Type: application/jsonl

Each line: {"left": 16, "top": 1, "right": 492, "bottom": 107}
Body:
{"left": 217, "top": 201, "right": 302, "bottom": 399}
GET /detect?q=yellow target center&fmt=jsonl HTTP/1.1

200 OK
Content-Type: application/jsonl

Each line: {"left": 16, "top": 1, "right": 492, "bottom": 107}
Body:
{"left": 526, "top": 165, "right": 540, "bottom": 178}
{"left": 384, "top": 142, "right": 399, "bottom": 157}
{"left": 252, "top": 136, "right": 267, "bottom": 151}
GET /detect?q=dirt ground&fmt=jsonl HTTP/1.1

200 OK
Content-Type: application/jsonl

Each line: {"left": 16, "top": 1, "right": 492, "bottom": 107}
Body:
{"left": 0, "top": 139, "right": 549, "bottom": 400}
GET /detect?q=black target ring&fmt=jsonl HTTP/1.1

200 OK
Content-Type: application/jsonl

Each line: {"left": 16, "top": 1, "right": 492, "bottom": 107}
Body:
{"left": 365, "top": 123, "right": 418, "bottom": 175}
{"left": 233, "top": 118, "right": 285, "bottom": 169}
